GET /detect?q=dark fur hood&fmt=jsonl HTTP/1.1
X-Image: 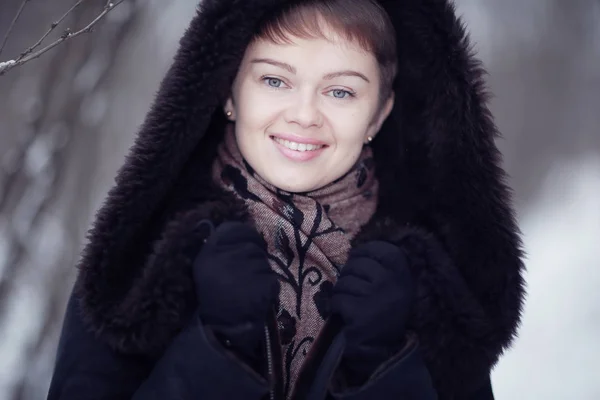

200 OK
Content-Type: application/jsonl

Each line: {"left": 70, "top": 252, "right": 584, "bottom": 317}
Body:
{"left": 75, "top": 0, "right": 525, "bottom": 397}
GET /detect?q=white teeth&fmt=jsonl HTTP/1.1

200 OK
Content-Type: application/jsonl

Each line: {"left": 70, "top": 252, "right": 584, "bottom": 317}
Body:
{"left": 273, "top": 137, "right": 324, "bottom": 152}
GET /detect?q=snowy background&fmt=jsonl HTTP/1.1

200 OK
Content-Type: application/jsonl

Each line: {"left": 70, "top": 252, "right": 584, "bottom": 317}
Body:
{"left": 0, "top": 0, "right": 598, "bottom": 399}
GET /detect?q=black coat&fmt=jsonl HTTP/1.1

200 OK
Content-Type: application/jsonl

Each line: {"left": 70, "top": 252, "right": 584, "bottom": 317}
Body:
{"left": 48, "top": 0, "right": 525, "bottom": 399}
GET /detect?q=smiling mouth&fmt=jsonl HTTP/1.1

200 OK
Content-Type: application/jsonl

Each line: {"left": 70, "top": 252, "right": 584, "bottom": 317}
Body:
{"left": 271, "top": 136, "right": 327, "bottom": 152}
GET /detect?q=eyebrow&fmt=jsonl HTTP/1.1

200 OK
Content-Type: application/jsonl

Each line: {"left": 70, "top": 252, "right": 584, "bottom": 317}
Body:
{"left": 251, "top": 58, "right": 296, "bottom": 74}
{"left": 323, "top": 70, "right": 370, "bottom": 83}
{"left": 250, "top": 58, "right": 370, "bottom": 83}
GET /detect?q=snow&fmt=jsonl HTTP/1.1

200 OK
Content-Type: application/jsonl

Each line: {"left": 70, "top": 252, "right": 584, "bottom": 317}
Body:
{"left": 493, "top": 155, "right": 600, "bottom": 399}
{"left": 0, "top": 60, "right": 16, "bottom": 72}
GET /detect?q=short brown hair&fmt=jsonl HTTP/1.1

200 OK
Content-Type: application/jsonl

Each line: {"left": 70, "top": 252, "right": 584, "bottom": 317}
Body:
{"left": 254, "top": 0, "right": 398, "bottom": 103}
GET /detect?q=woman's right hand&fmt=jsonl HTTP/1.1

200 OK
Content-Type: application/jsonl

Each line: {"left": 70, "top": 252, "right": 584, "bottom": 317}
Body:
{"left": 193, "top": 221, "right": 279, "bottom": 362}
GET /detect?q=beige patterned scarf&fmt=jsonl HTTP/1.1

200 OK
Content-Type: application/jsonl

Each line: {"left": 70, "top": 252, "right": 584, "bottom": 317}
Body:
{"left": 212, "top": 124, "right": 378, "bottom": 397}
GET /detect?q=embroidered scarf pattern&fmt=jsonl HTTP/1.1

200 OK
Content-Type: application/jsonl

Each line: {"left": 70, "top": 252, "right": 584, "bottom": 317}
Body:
{"left": 212, "top": 125, "right": 378, "bottom": 397}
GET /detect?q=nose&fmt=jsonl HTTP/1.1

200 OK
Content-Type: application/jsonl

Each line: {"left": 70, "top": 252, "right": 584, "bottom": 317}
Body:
{"left": 284, "top": 90, "right": 323, "bottom": 129}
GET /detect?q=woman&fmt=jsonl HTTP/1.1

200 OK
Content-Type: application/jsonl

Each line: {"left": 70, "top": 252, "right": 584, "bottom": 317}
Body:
{"left": 48, "top": 0, "right": 524, "bottom": 399}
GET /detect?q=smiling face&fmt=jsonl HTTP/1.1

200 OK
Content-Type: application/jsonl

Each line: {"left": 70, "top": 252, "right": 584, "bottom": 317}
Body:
{"left": 224, "top": 23, "right": 394, "bottom": 193}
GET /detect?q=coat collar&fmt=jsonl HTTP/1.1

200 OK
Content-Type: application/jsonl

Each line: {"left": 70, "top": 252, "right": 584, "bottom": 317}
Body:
{"left": 75, "top": 0, "right": 525, "bottom": 397}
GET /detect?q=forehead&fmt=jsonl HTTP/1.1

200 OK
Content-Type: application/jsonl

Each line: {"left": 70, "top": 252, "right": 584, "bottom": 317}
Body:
{"left": 244, "top": 34, "right": 378, "bottom": 72}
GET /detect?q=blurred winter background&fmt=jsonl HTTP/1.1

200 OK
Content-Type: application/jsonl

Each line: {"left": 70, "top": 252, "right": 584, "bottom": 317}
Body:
{"left": 0, "top": 0, "right": 598, "bottom": 398}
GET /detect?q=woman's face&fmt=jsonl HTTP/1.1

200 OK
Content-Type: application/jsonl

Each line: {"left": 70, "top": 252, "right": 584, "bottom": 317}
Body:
{"left": 225, "top": 25, "right": 394, "bottom": 193}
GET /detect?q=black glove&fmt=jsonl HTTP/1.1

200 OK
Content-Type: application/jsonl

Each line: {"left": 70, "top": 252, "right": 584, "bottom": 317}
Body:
{"left": 193, "top": 221, "right": 279, "bottom": 365}
{"left": 331, "top": 241, "right": 415, "bottom": 385}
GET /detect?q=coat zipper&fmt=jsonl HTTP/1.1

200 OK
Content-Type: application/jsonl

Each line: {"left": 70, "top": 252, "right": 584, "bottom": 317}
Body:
{"left": 265, "top": 325, "right": 275, "bottom": 400}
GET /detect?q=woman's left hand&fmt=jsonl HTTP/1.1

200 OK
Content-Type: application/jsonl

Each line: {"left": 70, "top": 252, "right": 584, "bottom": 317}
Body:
{"left": 331, "top": 241, "right": 416, "bottom": 384}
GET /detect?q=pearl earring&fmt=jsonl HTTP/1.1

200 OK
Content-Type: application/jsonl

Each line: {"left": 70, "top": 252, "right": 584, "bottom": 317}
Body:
{"left": 366, "top": 136, "right": 373, "bottom": 143}
{"left": 226, "top": 111, "right": 232, "bottom": 117}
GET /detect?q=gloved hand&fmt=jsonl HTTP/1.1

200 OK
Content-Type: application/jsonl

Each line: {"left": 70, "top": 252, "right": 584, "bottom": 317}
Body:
{"left": 331, "top": 241, "right": 415, "bottom": 385}
{"left": 193, "top": 221, "right": 279, "bottom": 365}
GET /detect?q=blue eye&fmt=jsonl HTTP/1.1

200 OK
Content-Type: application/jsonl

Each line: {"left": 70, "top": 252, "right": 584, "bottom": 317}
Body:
{"left": 331, "top": 89, "right": 353, "bottom": 99}
{"left": 265, "top": 77, "right": 283, "bottom": 88}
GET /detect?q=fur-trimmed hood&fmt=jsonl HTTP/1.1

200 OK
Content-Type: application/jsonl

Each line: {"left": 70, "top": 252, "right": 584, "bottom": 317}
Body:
{"left": 75, "top": 0, "right": 525, "bottom": 397}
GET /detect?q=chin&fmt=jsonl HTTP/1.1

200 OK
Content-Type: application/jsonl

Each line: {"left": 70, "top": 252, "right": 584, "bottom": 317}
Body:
{"left": 273, "top": 181, "right": 313, "bottom": 193}
{"left": 267, "top": 175, "right": 323, "bottom": 193}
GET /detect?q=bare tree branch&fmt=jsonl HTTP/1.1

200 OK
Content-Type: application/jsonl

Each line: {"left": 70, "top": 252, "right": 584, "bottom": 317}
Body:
{"left": 0, "top": 0, "right": 31, "bottom": 58}
{"left": 17, "top": 0, "right": 88, "bottom": 62}
{"left": 0, "top": 0, "right": 125, "bottom": 76}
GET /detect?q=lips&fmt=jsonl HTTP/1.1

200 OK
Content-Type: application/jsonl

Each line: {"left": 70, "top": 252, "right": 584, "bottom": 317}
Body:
{"left": 272, "top": 136, "right": 324, "bottom": 152}
{"left": 269, "top": 133, "right": 328, "bottom": 146}
{"left": 270, "top": 134, "right": 328, "bottom": 162}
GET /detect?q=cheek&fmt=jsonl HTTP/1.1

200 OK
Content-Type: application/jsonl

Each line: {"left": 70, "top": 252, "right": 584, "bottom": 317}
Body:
{"left": 236, "top": 82, "right": 282, "bottom": 126}
{"left": 330, "top": 108, "right": 372, "bottom": 146}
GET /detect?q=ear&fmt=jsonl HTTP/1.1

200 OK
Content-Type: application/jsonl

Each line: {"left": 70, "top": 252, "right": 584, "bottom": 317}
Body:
{"left": 224, "top": 97, "right": 236, "bottom": 121}
{"left": 365, "top": 94, "right": 395, "bottom": 142}
{"left": 378, "top": 94, "right": 395, "bottom": 129}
